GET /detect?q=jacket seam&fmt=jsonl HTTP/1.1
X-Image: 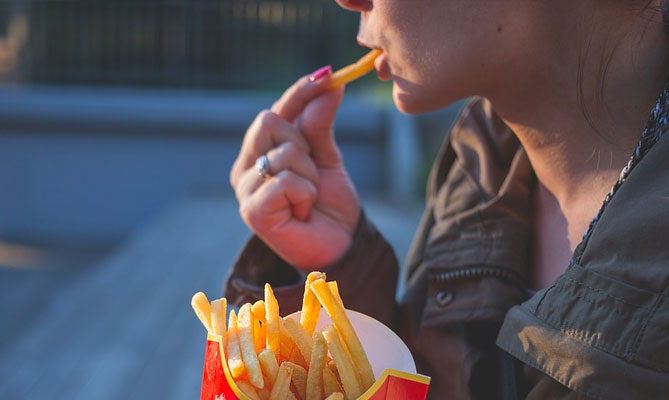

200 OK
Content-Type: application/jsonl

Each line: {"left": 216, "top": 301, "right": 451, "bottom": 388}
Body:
{"left": 531, "top": 282, "right": 555, "bottom": 315}
{"left": 629, "top": 287, "right": 668, "bottom": 361}
{"left": 552, "top": 324, "right": 629, "bottom": 357}
{"left": 562, "top": 276, "right": 648, "bottom": 309}
{"left": 554, "top": 292, "right": 647, "bottom": 320}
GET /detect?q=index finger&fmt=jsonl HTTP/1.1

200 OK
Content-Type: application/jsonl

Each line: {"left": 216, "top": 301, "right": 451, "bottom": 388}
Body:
{"left": 271, "top": 67, "right": 332, "bottom": 123}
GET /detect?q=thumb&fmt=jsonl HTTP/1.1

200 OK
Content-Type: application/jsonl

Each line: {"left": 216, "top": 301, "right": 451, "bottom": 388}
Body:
{"left": 299, "top": 85, "right": 345, "bottom": 168}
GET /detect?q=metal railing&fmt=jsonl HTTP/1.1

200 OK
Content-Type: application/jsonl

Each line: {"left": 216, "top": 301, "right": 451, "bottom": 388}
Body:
{"left": 1, "top": 0, "right": 363, "bottom": 89}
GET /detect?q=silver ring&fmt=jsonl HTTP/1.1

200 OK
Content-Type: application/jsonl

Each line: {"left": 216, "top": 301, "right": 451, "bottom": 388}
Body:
{"left": 255, "top": 154, "right": 271, "bottom": 179}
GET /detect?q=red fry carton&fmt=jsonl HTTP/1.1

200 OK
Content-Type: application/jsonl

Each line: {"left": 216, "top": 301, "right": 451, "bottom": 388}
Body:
{"left": 200, "top": 309, "right": 431, "bottom": 400}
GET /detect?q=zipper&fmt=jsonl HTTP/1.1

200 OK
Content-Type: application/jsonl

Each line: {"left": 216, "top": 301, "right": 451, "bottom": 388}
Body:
{"left": 431, "top": 265, "right": 526, "bottom": 290}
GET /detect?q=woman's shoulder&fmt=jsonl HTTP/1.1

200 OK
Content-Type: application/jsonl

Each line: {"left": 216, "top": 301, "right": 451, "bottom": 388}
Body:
{"left": 497, "top": 132, "right": 669, "bottom": 400}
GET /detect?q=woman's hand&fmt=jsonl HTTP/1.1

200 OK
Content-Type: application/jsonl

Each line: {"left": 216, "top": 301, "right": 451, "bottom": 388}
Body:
{"left": 230, "top": 72, "right": 361, "bottom": 269}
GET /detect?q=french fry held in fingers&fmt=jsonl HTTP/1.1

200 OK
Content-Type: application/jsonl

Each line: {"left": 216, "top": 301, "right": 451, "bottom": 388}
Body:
{"left": 270, "top": 362, "right": 294, "bottom": 400}
{"left": 226, "top": 310, "right": 246, "bottom": 378}
{"left": 310, "top": 278, "right": 376, "bottom": 390}
{"left": 191, "top": 292, "right": 213, "bottom": 333}
{"left": 300, "top": 271, "right": 325, "bottom": 335}
{"left": 322, "top": 325, "right": 363, "bottom": 399}
{"left": 238, "top": 304, "right": 265, "bottom": 389}
{"left": 329, "top": 48, "right": 383, "bottom": 89}
{"left": 306, "top": 331, "right": 327, "bottom": 400}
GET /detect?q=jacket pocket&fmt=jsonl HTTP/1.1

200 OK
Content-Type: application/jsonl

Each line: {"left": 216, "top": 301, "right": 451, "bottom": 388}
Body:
{"left": 420, "top": 266, "right": 527, "bottom": 330}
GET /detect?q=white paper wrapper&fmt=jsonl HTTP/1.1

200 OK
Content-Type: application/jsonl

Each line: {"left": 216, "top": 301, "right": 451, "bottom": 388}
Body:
{"left": 287, "top": 309, "right": 416, "bottom": 378}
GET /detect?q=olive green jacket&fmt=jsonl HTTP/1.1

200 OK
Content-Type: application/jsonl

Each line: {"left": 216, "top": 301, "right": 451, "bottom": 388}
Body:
{"left": 224, "top": 98, "right": 669, "bottom": 399}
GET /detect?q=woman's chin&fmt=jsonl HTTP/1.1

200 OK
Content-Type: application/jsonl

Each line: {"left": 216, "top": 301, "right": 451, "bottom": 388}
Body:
{"left": 392, "top": 85, "right": 439, "bottom": 115}
{"left": 392, "top": 81, "right": 466, "bottom": 115}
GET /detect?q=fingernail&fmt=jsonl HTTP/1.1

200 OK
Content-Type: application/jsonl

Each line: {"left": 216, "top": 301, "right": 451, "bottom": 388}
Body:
{"left": 309, "top": 65, "right": 332, "bottom": 82}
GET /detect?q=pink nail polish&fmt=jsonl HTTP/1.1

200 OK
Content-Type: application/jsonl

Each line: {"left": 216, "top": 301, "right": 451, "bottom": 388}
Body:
{"left": 309, "top": 65, "right": 332, "bottom": 82}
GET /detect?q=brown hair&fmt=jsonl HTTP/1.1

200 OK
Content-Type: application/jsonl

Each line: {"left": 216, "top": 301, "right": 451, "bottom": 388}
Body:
{"left": 578, "top": 0, "right": 669, "bottom": 138}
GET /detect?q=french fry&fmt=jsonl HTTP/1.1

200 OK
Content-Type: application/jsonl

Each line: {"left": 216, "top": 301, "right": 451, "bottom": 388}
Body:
{"left": 322, "top": 366, "right": 344, "bottom": 398}
{"left": 279, "top": 318, "right": 299, "bottom": 363}
{"left": 191, "top": 292, "right": 213, "bottom": 332}
{"left": 325, "top": 393, "right": 344, "bottom": 400}
{"left": 252, "top": 300, "right": 267, "bottom": 324}
{"left": 269, "top": 362, "right": 294, "bottom": 400}
{"left": 258, "top": 349, "right": 280, "bottom": 386}
{"left": 238, "top": 304, "right": 265, "bottom": 389}
{"left": 236, "top": 380, "right": 262, "bottom": 400}
{"left": 288, "top": 346, "right": 307, "bottom": 369}
{"left": 227, "top": 310, "right": 246, "bottom": 378}
{"left": 329, "top": 49, "right": 383, "bottom": 89}
{"left": 280, "top": 337, "right": 294, "bottom": 361}
{"left": 311, "top": 279, "right": 375, "bottom": 390}
{"left": 282, "top": 318, "right": 313, "bottom": 366}
{"left": 193, "top": 271, "right": 387, "bottom": 400}
{"left": 254, "top": 318, "right": 265, "bottom": 353}
{"left": 327, "top": 359, "right": 340, "bottom": 382}
{"left": 265, "top": 284, "right": 281, "bottom": 355}
{"left": 256, "top": 350, "right": 299, "bottom": 400}
{"left": 322, "top": 325, "right": 363, "bottom": 399}
{"left": 306, "top": 331, "right": 327, "bottom": 400}
{"left": 283, "top": 361, "right": 307, "bottom": 400}
{"left": 300, "top": 271, "right": 325, "bottom": 335}
{"left": 210, "top": 298, "right": 227, "bottom": 341}
{"left": 252, "top": 300, "right": 267, "bottom": 353}
{"left": 257, "top": 387, "right": 271, "bottom": 400}
{"left": 327, "top": 281, "right": 343, "bottom": 307}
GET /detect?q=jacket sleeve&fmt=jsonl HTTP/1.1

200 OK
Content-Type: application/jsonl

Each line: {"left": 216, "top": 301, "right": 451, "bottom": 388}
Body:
{"left": 223, "top": 209, "right": 400, "bottom": 327}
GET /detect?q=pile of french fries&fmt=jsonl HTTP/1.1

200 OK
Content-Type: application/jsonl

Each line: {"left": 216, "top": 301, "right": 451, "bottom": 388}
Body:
{"left": 192, "top": 272, "right": 375, "bottom": 400}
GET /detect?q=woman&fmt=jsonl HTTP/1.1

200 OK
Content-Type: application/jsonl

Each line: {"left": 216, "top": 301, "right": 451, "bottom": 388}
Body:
{"left": 226, "top": 1, "right": 669, "bottom": 398}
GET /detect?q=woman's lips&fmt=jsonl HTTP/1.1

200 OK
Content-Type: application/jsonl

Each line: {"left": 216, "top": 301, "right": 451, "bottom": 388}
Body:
{"left": 374, "top": 51, "right": 391, "bottom": 82}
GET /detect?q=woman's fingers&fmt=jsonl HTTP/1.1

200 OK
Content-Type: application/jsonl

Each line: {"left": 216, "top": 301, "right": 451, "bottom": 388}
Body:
{"left": 298, "top": 87, "right": 345, "bottom": 169}
{"left": 271, "top": 73, "right": 331, "bottom": 123}
{"left": 231, "top": 110, "right": 311, "bottom": 188}
{"left": 266, "top": 142, "right": 319, "bottom": 184}
{"left": 239, "top": 170, "right": 318, "bottom": 229}
{"left": 234, "top": 141, "right": 319, "bottom": 202}
{"left": 270, "top": 72, "right": 346, "bottom": 169}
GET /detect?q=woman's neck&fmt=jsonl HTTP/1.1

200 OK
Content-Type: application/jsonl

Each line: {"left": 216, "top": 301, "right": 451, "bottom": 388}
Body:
{"left": 491, "top": 2, "right": 669, "bottom": 251}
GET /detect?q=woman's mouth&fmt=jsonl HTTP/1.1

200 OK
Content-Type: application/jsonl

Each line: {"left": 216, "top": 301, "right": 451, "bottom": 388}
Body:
{"left": 374, "top": 51, "right": 391, "bottom": 82}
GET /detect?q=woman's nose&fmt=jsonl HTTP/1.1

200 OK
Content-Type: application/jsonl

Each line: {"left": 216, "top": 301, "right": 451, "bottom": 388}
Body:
{"left": 334, "top": 0, "right": 372, "bottom": 12}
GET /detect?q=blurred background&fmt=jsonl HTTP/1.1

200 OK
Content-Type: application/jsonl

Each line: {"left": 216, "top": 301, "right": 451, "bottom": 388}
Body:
{"left": 0, "top": 0, "right": 462, "bottom": 398}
